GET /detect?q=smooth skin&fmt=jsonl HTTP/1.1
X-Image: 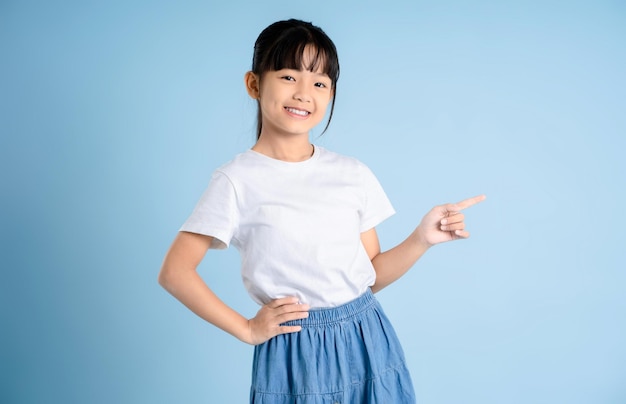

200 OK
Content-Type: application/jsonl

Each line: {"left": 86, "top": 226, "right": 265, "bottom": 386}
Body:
{"left": 158, "top": 47, "right": 485, "bottom": 345}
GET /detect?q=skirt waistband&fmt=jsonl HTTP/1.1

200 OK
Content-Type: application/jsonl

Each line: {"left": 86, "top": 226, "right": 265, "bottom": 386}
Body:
{"left": 283, "top": 289, "right": 377, "bottom": 327}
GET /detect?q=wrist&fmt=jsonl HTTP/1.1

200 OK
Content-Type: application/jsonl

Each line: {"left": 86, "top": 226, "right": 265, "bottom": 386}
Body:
{"left": 220, "top": 314, "right": 255, "bottom": 345}
{"left": 235, "top": 318, "right": 255, "bottom": 345}
{"left": 412, "top": 226, "right": 433, "bottom": 250}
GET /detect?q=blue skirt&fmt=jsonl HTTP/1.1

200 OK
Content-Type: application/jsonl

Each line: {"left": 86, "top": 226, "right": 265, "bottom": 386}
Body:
{"left": 250, "top": 289, "right": 416, "bottom": 403}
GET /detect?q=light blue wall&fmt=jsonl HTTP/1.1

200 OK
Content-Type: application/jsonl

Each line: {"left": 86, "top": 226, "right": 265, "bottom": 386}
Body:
{"left": 1, "top": 1, "right": 624, "bottom": 403}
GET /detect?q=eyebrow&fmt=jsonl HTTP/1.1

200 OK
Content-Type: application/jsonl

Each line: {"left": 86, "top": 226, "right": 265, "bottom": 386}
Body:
{"left": 308, "top": 71, "right": 331, "bottom": 80}
{"left": 280, "top": 68, "right": 330, "bottom": 78}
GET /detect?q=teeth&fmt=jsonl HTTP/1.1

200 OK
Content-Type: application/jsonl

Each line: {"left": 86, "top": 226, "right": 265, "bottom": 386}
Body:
{"left": 286, "top": 107, "right": 309, "bottom": 116}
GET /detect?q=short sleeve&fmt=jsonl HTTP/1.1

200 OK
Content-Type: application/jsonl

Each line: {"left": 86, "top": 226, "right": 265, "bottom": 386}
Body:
{"left": 179, "top": 171, "right": 239, "bottom": 249}
{"left": 358, "top": 163, "right": 395, "bottom": 232}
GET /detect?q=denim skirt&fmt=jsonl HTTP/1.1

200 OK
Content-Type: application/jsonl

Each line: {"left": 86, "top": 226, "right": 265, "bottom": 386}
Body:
{"left": 250, "top": 289, "right": 416, "bottom": 403}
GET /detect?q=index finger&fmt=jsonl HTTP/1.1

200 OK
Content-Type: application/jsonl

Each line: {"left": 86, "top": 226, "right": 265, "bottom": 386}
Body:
{"left": 268, "top": 296, "right": 301, "bottom": 308}
{"left": 451, "top": 194, "right": 486, "bottom": 211}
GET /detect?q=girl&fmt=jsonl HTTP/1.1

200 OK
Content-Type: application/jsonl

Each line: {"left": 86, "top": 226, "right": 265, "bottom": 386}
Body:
{"left": 159, "top": 19, "right": 485, "bottom": 403}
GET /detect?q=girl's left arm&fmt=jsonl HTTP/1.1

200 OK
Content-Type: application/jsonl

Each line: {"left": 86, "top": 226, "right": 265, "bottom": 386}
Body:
{"left": 364, "top": 194, "right": 485, "bottom": 292}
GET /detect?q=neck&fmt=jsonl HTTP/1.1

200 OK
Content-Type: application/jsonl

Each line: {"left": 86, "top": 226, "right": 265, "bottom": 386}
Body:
{"left": 252, "top": 135, "right": 314, "bottom": 162}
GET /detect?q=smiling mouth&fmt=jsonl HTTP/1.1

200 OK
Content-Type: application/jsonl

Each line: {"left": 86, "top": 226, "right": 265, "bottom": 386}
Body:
{"left": 285, "top": 107, "right": 310, "bottom": 117}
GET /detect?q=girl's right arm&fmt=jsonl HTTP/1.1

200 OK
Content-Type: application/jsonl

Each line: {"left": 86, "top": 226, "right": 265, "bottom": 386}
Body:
{"left": 158, "top": 231, "right": 309, "bottom": 345}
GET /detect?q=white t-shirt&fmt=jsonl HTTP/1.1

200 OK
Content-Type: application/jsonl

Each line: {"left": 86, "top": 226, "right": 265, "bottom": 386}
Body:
{"left": 180, "top": 146, "right": 395, "bottom": 308}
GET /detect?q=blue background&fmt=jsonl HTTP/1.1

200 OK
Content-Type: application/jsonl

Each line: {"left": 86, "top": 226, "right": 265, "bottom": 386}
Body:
{"left": 1, "top": 1, "right": 625, "bottom": 403}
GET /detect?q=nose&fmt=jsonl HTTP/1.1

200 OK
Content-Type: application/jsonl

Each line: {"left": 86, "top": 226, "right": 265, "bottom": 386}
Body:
{"left": 293, "top": 83, "right": 311, "bottom": 103}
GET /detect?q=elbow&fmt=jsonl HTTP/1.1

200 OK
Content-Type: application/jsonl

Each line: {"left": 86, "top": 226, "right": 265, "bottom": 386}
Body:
{"left": 158, "top": 262, "right": 192, "bottom": 295}
{"left": 158, "top": 264, "right": 174, "bottom": 292}
{"left": 370, "top": 280, "right": 385, "bottom": 294}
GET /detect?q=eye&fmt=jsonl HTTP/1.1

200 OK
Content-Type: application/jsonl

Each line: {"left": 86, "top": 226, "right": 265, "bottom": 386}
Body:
{"left": 315, "top": 82, "right": 331, "bottom": 89}
{"left": 281, "top": 75, "right": 295, "bottom": 81}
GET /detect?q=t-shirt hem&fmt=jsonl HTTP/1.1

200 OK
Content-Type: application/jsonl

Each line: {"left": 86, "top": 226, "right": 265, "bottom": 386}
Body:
{"left": 360, "top": 209, "right": 396, "bottom": 233}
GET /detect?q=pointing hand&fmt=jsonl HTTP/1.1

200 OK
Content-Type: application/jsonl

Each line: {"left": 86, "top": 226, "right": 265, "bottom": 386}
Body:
{"left": 416, "top": 194, "right": 486, "bottom": 247}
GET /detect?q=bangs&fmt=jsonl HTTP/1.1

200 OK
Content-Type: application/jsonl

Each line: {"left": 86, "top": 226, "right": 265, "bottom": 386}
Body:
{"left": 269, "top": 41, "right": 335, "bottom": 80}
{"left": 254, "top": 25, "right": 339, "bottom": 87}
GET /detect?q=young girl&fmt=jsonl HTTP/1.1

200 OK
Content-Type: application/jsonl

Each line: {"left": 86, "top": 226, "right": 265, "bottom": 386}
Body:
{"left": 159, "top": 19, "right": 484, "bottom": 403}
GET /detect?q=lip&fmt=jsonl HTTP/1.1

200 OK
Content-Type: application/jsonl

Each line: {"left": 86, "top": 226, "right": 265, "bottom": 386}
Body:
{"left": 284, "top": 106, "right": 311, "bottom": 118}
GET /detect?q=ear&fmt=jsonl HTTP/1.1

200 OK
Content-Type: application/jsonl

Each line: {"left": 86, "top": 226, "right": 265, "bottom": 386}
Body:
{"left": 244, "top": 71, "right": 260, "bottom": 99}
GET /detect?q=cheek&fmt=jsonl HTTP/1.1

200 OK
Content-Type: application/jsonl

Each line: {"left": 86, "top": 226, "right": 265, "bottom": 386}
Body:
{"left": 319, "top": 95, "right": 333, "bottom": 110}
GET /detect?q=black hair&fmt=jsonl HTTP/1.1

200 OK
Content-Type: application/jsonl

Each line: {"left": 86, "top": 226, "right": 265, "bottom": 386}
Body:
{"left": 251, "top": 19, "right": 340, "bottom": 139}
